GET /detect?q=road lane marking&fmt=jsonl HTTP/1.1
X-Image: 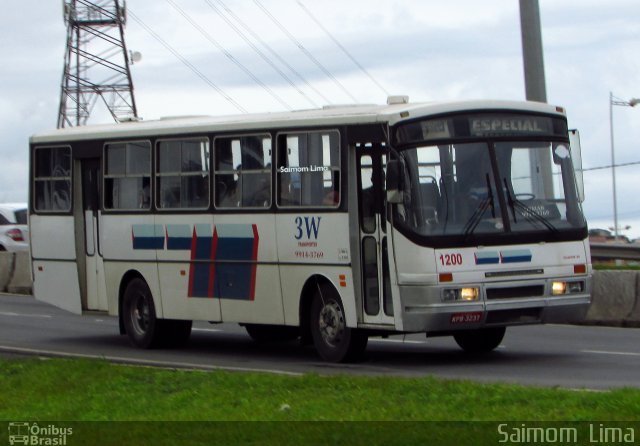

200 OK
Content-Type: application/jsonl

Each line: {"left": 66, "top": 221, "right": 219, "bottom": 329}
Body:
{"left": 0, "top": 345, "right": 303, "bottom": 376}
{"left": 0, "top": 311, "right": 52, "bottom": 319}
{"left": 369, "top": 338, "right": 426, "bottom": 344}
{"left": 192, "top": 328, "right": 222, "bottom": 333}
{"left": 582, "top": 350, "right": 640, "bottom": 357}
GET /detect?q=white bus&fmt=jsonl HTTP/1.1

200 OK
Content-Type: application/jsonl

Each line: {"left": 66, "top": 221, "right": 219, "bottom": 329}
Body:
{"left": 29, "top": 98, "right": 591, "bottom": 362}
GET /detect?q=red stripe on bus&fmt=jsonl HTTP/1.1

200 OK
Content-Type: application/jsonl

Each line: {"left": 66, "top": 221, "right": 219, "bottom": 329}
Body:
{"left": 187, "top": 227, "right": 198, "bottom": 298}
{"left": 249, "top": 224, "right": 259, "bottom": 301}
{"left": 208, "top": 228, "right": 219, "bottom": 298}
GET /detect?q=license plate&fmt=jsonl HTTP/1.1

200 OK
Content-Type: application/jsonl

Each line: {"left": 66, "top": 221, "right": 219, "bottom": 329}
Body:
{"left": 450, "top": 312, "right": 483, "bottom": 324}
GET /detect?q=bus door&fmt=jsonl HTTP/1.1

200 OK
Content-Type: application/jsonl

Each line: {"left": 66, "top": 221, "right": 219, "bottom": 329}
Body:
{"left": 78, "top": 158, "right": 108, "bottom": 311}
{"left": 357, "top": 144, "right": 394, "bottom": 325}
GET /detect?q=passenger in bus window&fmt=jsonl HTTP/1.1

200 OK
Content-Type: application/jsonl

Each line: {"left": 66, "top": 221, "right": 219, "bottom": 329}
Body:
{"left": 139, "top": 178, "right": 150, "bottom": 208}
{"left": 323, "top": 172, "right": 340, "bottom": 206}
{"left": 221, "top": 177, "right": 240, "bottom": 207}
{"left": 52, "top": 184, "right": 70, "bottom": 211}
{"left": 323, "top": 189, "right": 339, "bottom": 205}
{"left": 251, "top": 176, "right": 271, "bottom": 207}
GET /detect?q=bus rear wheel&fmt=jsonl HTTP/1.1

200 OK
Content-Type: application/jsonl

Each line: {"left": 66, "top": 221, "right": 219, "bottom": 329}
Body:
{"left": 123, "top": 278, "right": 162, "bottom": 349}
{"left": 453, "top": 327, "right": 506, "bottom": 353}
{"left": 122, "top": 278, "right": 193, "bottom": 349}
{"left": 310, "top": 285, "right": 367, "bottom": 362}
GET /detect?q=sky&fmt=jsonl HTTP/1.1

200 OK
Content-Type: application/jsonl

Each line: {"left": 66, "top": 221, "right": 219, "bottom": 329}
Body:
{"left": 1, "top": 0, "right": 639, "bottom": 236}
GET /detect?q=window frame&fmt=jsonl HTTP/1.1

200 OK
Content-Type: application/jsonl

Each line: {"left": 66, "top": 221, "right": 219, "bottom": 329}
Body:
{"left": 213, "top": 133, "right": 273, "bottom": 210}
{"left": 155, "top": 136, "right": 211, "bottom": 211}
{"left": 275, "top": 129, "right": 342, "bottom": 209}
{"left": 102, "top": 139, "right": 152, "bottom": 212}
{"left": 32, "top": 145, "right": 73, "bottom": 214}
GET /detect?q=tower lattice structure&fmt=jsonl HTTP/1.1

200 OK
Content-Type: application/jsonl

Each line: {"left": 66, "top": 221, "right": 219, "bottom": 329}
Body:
{"left": 58, "top": 0, "right": 138, "bottom": 128}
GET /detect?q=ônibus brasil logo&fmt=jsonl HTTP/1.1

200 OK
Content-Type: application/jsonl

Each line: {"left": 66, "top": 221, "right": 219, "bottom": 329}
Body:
{"left": 8, "top": 423, "right": 73, "bottom": 446}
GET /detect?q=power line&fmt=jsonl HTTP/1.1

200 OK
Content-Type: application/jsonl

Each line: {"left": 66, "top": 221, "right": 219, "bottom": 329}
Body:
{"left": 252, "top": 0, "right": 359, "bottom": 103}
{"left": 296, "top": 0, "right": 389, "bottom": 98}
{"left": 165, "top": 0, "right": 292, "bottom": 111}
{"left": 214, "top": 0, "right": 332, "bottom": 105}
{"left": 127, "top": 9, "right": 247, "bottom": 114}
{"left": 581, "top": 160, "right": 640, "bottom": 172}
{"left": 203, "top": 0, "right": 319, "bottom": 108}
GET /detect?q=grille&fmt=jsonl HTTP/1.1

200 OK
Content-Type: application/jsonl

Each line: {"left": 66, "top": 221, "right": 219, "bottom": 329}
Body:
{"left": 486, "top": 285, "right": 545, "bottom": 300}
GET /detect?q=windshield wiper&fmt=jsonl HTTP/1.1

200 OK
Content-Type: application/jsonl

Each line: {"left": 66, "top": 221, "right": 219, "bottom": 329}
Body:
{"left": 502, "top": 178, "right": 558, "bottom": 234}
{"left": 463, "top": 174, "right": 495, "bottom": 239}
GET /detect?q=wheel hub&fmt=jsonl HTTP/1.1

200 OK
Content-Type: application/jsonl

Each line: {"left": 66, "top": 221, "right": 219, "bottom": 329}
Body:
{"left": 318, "top": 301, "right": 345, "bottom": 346}
{"left": 131, "top": 294, "right": 150, "bottom": 335}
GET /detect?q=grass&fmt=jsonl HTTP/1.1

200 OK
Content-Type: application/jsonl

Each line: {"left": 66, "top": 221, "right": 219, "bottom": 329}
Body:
{"left": 1, "top": 358, "right": 638, "bottom": 445}
{"left": 0, "top": 357, "right": 638, "bottom": 422}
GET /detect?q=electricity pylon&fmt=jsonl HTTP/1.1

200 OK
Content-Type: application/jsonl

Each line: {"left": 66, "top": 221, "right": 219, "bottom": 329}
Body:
{"left": 57, "top": 0, "right": 138, "bottom": 128}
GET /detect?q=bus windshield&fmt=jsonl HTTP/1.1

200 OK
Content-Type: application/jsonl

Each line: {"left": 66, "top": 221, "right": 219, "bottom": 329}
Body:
{"left": 394, "top": 140, "right": 586, "bottom": 245}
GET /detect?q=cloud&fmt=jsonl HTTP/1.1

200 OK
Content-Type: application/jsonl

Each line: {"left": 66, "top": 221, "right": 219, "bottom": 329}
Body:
{"left": 3, "top": 0, "right": 640, "bottom": 237}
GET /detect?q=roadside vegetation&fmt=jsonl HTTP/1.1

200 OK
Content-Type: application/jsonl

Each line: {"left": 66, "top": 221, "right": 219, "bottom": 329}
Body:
{"left": 1, "top": 357, "right": 638, "bottom": 421}
{"left": 2, "top": 357, "right": 638, "bottom": 445}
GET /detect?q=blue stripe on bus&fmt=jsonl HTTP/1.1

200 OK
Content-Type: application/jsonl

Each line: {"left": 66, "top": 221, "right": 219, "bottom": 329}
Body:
{"left": 216, "top": 237, "right": 255, "bottom": 261}
{"left": 132, "top": 224, "right": 164, "bottom": 250}
{"left": 214, "top": 233, "right": 257, "bottom": 300}
{"left": 475, "top": 251, "right": 500, "bottom": 265}
{"left": 500, "top": 249, "right": 532, "bottom": 263}
{"left": 131, "top": 223, "right": 258, "bottom": 300}
{"left": 215, "top": 263, "right": 254, "bottom": 300}
{"left": 166, "top": 224, "right": 192, "bottom": 250}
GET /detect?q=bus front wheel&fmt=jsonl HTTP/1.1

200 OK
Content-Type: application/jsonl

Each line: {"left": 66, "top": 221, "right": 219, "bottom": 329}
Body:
{"left": 453, "top": 327, "right": 506, "bottom": 353}
{"left": 310, "top": 285, "right": 367, "bottom": 362}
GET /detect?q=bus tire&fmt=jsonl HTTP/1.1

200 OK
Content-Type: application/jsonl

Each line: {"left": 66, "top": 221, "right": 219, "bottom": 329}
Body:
{"left": 453, "top": 327, "right": 506, "bottom": 353}
{"left": 244, "top": 324, "right": 299, "bottom": 343}
{"left": 122, "top": 278, "right": 164, "bottom": 349}
{"left": 310, "top": 285, "right": 367, "bottom": 362}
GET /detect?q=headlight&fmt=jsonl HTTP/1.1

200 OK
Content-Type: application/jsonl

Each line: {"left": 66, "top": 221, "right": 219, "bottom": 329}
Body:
{"left": 461, "top": 288, "right": 480, "bottom": 301}
{"left": 551, "top": 281, "right": 567, "bottom": 295}
{"left": 442, "top": 287, "right": 480, "bottom": 302}
{"left": 552, "top": 281, "right": 584, "bottom": 295}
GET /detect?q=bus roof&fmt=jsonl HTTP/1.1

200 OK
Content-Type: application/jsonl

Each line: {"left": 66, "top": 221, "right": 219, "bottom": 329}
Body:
{"left": 30, "top": 99, "right": 566, "bottom": 144}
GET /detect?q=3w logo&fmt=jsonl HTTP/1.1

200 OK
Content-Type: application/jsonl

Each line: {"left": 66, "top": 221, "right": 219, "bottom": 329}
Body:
{"left": 294, "top": 216, "right": 321, "bottom": 240}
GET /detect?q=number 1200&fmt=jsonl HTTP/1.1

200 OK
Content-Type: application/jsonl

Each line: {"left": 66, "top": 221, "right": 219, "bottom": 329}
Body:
{"left": 440, "top": 253, "right": 463, "bottom": 266}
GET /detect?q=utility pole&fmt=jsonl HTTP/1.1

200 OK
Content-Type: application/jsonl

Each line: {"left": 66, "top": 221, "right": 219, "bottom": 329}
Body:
{"left": 519, "top": 0, "right": 547, "bottom": 103}
{"left": 58, "top": 0, "right": 138, "bottom": 128}
{"left": 519, "top": 0, "right": 553, "bottom": 198}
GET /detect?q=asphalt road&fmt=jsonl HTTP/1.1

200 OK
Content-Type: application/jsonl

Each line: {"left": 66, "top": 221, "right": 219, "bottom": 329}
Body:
{"left": 1, "top": 293, "right": 639, "bottom": 390}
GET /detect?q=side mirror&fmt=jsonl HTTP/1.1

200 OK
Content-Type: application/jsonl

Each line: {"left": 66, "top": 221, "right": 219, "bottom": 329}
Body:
{"left": 568, "top": 129, "right": 585, "bottom": 203}
{"left": 386, "top": 159, "right": 404, "bottom": 204}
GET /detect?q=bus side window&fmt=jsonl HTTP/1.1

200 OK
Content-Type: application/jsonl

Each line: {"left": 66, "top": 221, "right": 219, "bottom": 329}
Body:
{"left": 104, "top": 141, "right": 151, "bottom": 210}
{"left": 277, "top": 130, "right": 340, "bottom": 208}
{"left": 156, "top": 138, "right": 210, "bottom": 210}
{"left": 33, "top": 146, "right": 72, "bottom": 212}
{"left": 214, "top": 135, "right": 271, "bottom": 209}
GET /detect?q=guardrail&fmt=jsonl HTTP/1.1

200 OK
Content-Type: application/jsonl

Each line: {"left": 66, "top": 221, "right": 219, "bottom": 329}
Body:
{"left": 0, "top": 252, "right": 32, "bottom": 294}
{"left": 589, "top": 243, "right": 640, "bottom": 261}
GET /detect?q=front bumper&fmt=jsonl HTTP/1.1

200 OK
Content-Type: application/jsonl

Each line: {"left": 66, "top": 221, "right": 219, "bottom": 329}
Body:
{"left": 399, "top": 277, "right": 591, "bottom": 333}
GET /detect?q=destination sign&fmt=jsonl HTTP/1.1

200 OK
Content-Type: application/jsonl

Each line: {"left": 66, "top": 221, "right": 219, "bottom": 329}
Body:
{"left": 469, "top": 115, "right": 553, "bottom": 136}
{"left": 395, "top": 112, "right": 566, "bottom": 145}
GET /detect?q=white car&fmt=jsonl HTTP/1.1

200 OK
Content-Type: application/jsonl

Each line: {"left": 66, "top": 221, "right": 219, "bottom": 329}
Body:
{"left": 0, "top": 203, "right": 29, "bottom": 252}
